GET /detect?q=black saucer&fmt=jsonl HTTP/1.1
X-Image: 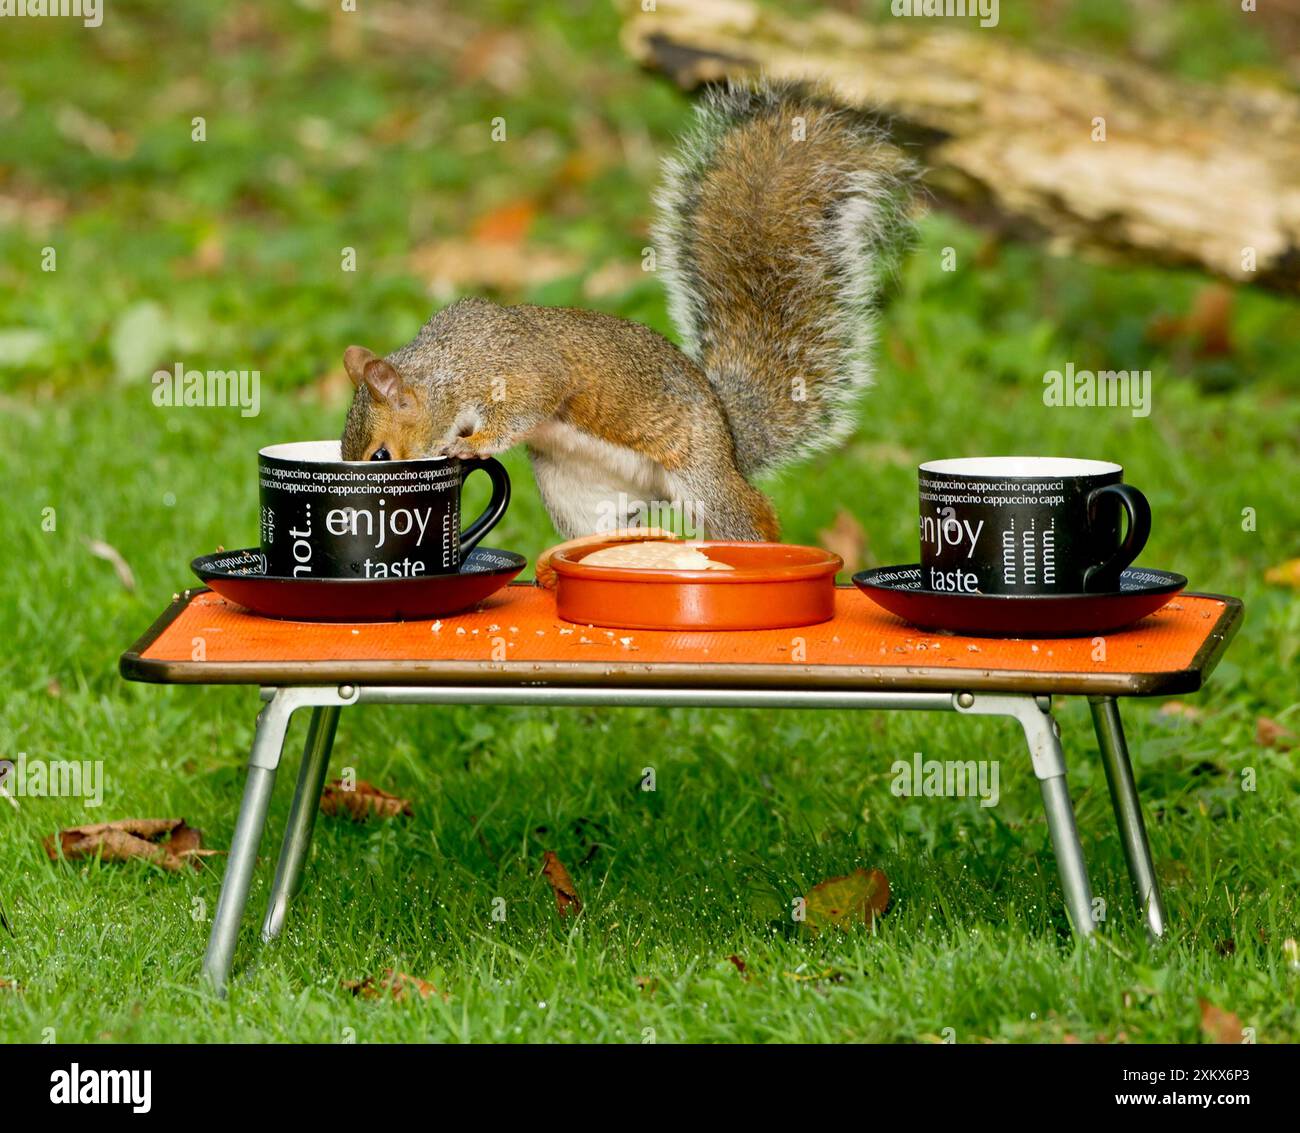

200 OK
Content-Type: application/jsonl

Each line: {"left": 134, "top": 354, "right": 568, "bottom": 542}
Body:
{"left": 852, "top": 565, "right": 1187, "bottom": 637}
{"left": 192, "top": 547, "right": 526, "bottom": 622}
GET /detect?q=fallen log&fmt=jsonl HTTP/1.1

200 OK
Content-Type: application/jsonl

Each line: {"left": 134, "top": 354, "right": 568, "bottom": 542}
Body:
{"left": 619, "top": 0, "right": 1300, "bottom": 294}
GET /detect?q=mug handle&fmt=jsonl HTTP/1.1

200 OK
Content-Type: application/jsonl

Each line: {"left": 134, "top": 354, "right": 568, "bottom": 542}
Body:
{"left": 459, "top": 457, "right": 512, "bottom": 558}
{"left": 1083, "top": 483, "right": 1151, "bottom": 592}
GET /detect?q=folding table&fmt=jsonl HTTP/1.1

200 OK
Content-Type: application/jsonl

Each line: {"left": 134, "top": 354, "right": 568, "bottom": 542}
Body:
{"left": 120, "top": 583, "right": 1242, "bottom": 993}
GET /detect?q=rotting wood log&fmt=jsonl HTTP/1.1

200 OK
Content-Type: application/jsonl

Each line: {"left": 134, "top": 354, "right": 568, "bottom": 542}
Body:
{"left": 619, "top": 0, "right": 1300, "bottom": 293}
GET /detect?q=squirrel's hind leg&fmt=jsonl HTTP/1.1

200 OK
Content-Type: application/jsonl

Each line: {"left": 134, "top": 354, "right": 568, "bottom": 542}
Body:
{"left": 667, "top": 464, "right": 780, "bottom": 543}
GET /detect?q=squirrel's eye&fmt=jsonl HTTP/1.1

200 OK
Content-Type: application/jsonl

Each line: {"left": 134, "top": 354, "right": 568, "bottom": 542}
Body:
{"left": 370, "top": 446, "right": 391, "bottom": 462}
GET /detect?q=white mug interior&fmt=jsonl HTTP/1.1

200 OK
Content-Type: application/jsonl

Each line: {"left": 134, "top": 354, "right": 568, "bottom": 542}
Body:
{"left": 919, "top": 456, "right": 1122, "bottom": 478}
{"left": 259, "top": 439, "right": 449, "bottom": 465}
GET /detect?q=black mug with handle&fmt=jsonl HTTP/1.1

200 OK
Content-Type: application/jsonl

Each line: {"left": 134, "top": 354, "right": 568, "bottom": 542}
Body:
{"left": 917, "top": 457, "right": 1151, "bottom": 596}
{"left": 258, "top": 441, "right": 511, "bottom": 579}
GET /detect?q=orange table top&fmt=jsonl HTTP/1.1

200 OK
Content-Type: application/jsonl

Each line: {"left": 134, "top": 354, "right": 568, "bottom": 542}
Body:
{"left": 121, "top": 584, "right": 1242, "bottom": 696}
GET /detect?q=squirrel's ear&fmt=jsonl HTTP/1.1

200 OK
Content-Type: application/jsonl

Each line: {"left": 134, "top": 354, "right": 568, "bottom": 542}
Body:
{"left": 361, "top": 358, "right": 405, "bottom": 404}
{"left": 343, "top": 345, "right": 377, "bottom": 387}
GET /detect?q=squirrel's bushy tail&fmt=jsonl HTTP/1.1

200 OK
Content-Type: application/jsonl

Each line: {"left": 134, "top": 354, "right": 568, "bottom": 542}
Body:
{"left": 653, "top": 80, "right": 917, "bottom": 479}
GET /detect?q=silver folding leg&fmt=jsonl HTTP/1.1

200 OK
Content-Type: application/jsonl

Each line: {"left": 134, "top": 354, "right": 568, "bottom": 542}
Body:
{"left": 958, "top": 694, "right": 1096, "bottom": 937}
{"left": 1089, "top": 695, "right": 1165, "bottom": 938}
{"left": 202, "top": 686, "right": 356, "bottom": 994}
{"left": 262, "top": 704, "right": 340, "bottom": 942}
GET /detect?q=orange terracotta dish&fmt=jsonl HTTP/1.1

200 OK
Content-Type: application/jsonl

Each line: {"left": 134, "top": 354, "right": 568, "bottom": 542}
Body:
{"left": 547, "top": 541, "right": 842, "bottom": 630}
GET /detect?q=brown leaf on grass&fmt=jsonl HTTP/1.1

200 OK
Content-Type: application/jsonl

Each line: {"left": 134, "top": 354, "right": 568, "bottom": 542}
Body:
{"left": 817, "top": 509, "right": 870, "bottom": 574}
{"left": 43, "top": 818, "right": 215, "bottom": 872}
{"left": 1256, "top": 717, "right": 1297, "bottom": 750}
{"left": 470, "top": 199, "right": 537, "bottom": 244}
{"left": 297, "top": 367, "right": 352, "bottom": 407}
{"left": 727, "top": 954, "right": 748, "bottom": 977}
{"left": 54, "top": 105, "right": 136, "bottom": 160}
{"left": 541, "top": 850, "right": 582, "bottom": 917}
{"left": 410, "top": 239, "right": 582, "bottom": 302}
{"left": 342, "top": 969, "right": 445, "bottom": 1002}
{"left": 582, "top": 260, "right": 649, "bottom": 301}
{"left": 803, "top": 868, "right": 890, "bottom": 935}
{"left": 1199, "top": 999, "right": 1246, "bottom": 1044}
{"left": 1146, "top": 283, "right": 1234, "bottom": 359}
{"left": 1263, "top": 558, "right": 1300, "bottom": 588}
{"left": 1159, "top": 700, "right": 1203, "bottom": 720}
{"left": 319, "top": 780, "right": 413, "bottom": 821}
{"left": 453, "top": 28, "right": 529, "bottom": 92}
{"left": 635, "top": 976, "right": 658, "bottom": 995}
{"left": 82, "top": 537, "right": 136, "bottom": 592}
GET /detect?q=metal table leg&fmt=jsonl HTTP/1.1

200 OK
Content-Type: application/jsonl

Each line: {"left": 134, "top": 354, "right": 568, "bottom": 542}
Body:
{"left": 262, "top": 704, "right": 340, "bottom": 942}
{"left": 202, "top": 692, "right": 292, "bottom": 993}
{"left": 202, "top": 686, "right": 355, "bottom": 994}
{"left": 1089, "top": 695, "right": 1165, "bottom": 938}
{"left": 958, "top": 693, "right": 1096, "bottom": 937}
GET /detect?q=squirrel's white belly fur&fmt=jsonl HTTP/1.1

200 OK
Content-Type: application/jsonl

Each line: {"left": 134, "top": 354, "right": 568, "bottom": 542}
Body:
{"left": 526, "top": 420, "right": 669, "bottom": 536}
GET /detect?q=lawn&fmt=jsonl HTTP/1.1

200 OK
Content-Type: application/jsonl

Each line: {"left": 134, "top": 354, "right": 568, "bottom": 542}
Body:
{"left": 1, "top": 0, "right": 1297, "bottom": 1043}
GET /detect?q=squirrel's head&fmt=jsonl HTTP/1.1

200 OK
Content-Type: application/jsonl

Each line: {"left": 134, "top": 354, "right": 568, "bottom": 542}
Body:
{"left": 339, "top": 346, "right": 434, "bottom": 462}
{"left": 341, "top": 301, "right": 529, "bottom": 461}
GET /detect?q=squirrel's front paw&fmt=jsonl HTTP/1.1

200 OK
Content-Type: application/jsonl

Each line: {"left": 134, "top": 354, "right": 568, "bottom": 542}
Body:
{"left": 438, "top": 432, "right": 502, "bottom": 460}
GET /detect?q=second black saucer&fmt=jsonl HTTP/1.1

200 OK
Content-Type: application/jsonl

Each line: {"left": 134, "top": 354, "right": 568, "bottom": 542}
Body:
{"left": 852, "top": 565, "right": 1187, "bottom": 637}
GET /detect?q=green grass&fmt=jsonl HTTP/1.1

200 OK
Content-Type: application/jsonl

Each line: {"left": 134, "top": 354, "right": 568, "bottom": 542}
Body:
{"left": 1, "top": 0, "right": 1298, "bottom": 1043}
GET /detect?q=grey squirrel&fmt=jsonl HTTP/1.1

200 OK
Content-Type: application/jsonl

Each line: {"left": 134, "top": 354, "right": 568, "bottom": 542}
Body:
{"left": 341, "top": 80, "right": 917, "bottom": 540}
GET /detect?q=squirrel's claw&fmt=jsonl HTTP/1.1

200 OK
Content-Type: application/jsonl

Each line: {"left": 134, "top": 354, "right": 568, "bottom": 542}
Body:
{"left": 438, "top": 432, "right": 501, "bottom": 461}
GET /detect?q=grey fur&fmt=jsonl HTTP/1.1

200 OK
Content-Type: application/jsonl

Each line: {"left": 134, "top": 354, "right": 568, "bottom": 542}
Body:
{"left": 653, "top": 79, "right": 917, "bottom": 478}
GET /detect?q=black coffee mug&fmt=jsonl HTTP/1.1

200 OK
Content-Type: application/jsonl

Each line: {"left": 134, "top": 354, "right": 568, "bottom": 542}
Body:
{"left": 258, "top": 441, "right": 510, "bottom": 579}
{"left": 917, "top": 457, "right": 1151, "bottom": 595}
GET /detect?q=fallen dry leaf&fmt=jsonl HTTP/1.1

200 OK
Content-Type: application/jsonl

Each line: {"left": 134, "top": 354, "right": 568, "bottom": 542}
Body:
{"left": 541, "top": 850, "right": 582, "bottom": 917}
{"left": 1264, "top": 558, "right": 1300, "bottom": 588}
{"left": 804, "top": 867, "right": 890, "bottom": 935}
{"left": 727, "top": 954, "right": 748, "bottom": 977}
{"left": 470, "top": 199, "right": 537, "bottom": 244}
{"left": 343, "top": 969, "right": 445, "bottom": 1002}
{"left": 453, "top": 27, "right": 529, "bottom": 92}
{"left": 582, "top": 259, "right": 649, "bottom": 301}
{"left": 1146, "top": 283, "right": 1234, "bottom": 359}
{"left": 1199, "top": 999, "right": 1246, "bottom": 1044}
{"left": 1256, "top": 717, "right": 1297, "bottom": 750}
{"left": 298, "top": 366, "right": 352, "bottom": 407}
{"left": 43, "top": 818, "right": 216, "bottom": 872}
{"left": 817, "top": 509, "right": 870, "bottom": 574}
{"left": 319, "top": 780, "right": 413, "bottom": 821}
{"left": 410, "top": 239, "right": 582, "bottom": 302}
{"left": 82, "top": 537, "right": 136, "bottom": 592}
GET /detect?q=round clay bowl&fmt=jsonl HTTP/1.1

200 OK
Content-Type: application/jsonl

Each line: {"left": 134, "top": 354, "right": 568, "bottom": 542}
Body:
{"left": 549, "top": 541, "right": 842, "bottom": 631}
